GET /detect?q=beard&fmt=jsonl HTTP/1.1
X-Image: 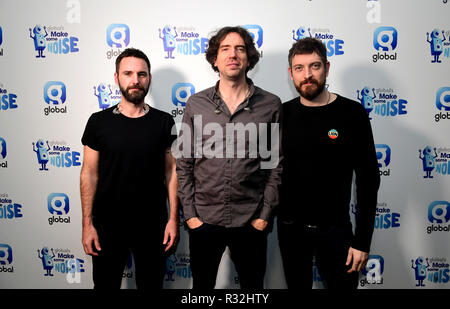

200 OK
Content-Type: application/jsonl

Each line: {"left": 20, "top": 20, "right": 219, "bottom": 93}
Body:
{"left": 295, "top": 76, "right": 326, "bottom": 101}
{"left": 118, "top": 82, "right": 149, "bottom": 105}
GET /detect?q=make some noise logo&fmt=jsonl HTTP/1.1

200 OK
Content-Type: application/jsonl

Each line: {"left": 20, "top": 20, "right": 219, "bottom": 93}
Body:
{"left": 106, "top": 23, "right": 130, "bottom": 59}
{"left": 171, "top": 82, "right": 195, "bottom": 118}
{"left": 0, "top": 83, "right": 19, "bottom": 111}
{"left": 93, "top": 83, "right": 121, "bottom": 110}
{"left": 360, "top": 255, "right": 384, "bottom": 287}
{"left": 0, "top": 26, "right": 4, "bottom": 56}
{"left": 0, "top": 137, "right": 7, "bottom": 168}
{"left": 375, "top": 202, "right": 400, "bottom": 230}
{"left": 37, "top": 247, "right": 85, "bottom": 283}
{"left": 376, "top": 144, "right": 391, "bottom": 176}
{"left": 32, "top": 140, "right": 81, "bottom": 171}
{"left": 0, "top": 244, "right": 14, "bottom": 273}
{"left": 293, "top": 26, "right": 344, "bottom": 57}
{"left": 372, "top": 26, "right": 398, "bottom": 63}
{"left": 426, "top": 200, "right": 450, "bottom": 234}
{"left": 28, "top": 25, "right": 79, "bottom": 58}
{"left": 0, "top": 193, "right": 23, "bottom": 220}
{"left": 418, "top": 146, "right": 450, "bottom": 178}
{"left": 411, "top": 257, "right": 449, "bottom": 287}
{"left": 165, "top": 253, "right": 191, "bottom": 282}
{"left": 434, "top": 86, "right": 450, "bottom": 122}
{"left": 426, "top": 29, "right": 449, "bottom": 63}
{"left": 356, "top": 87, "right": 407, "bottom": 120}
{"left": 158, "top": 25, "right": 208, "bottom": 59}
{"left": 47, "top": 193, "right": 70, "bottom": 225}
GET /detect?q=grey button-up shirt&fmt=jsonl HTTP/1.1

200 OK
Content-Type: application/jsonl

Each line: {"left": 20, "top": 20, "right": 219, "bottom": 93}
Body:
{"left": 176, "top": 79, "right": 283, "bottom": 227}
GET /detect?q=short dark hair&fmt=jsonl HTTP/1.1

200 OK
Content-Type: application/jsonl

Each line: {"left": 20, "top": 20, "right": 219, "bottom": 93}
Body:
{"left": 288, "top": 37, "right": 328, "bottom": 68}
{"left": 205, "top": 26, "right": 260, "bottom": 73}
{"left": 115, "top": 48, "right": 151, "bottom": 73}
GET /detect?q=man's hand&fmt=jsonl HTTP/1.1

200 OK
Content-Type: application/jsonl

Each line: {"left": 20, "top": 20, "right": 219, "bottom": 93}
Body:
{"left": 346, "top": 247, "right": 369, "bottom": 273}
{"left": 163, "top": 218, "right": 179, "bottom": 252}
{"left": 82, "top": 224, "right": 101, "bottom": 256}
{"left": 251, "top": 219, "right": 268, "bottom": 231}
{"left": 186, "top": 217, "right": 203, "bottom": 229}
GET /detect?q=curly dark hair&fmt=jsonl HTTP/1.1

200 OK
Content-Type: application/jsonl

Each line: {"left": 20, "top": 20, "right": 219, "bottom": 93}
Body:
{"left": 205, "top": 26, "right": 260, "bottom": 73}
{"left": 288, "top": 37, "right": 328, "bottom": 68}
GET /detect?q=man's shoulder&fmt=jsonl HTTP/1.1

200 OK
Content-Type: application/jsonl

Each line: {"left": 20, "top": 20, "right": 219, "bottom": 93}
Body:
{"left": 335, "top": 94, "right": 366, "bottom": 114}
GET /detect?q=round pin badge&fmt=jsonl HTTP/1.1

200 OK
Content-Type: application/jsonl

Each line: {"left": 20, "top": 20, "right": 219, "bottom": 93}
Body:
{"left": 328, "top": 129, "right": 338, "bottom": 139}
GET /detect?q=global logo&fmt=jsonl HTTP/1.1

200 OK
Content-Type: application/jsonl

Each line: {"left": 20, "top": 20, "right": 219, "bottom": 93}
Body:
{"left": 43, "top": 81, "right": 67, "bottom": 116}
{"left": 106, "top": 24, "right": 130, "bottom": 48}
{"left": 426, "top": 201, "right": 450, "bottom": 234}
{"left": 435, "top": 87, "right": 450, "bottom": 122}
{"left": 372, "top": 26, "right": 398, "bottom": 62}
{"left": 360, "top": 255, "right": 384, "bottom": 287}
{"left": 375, "top": 144, "right": 391, "bottom": 176}
{"left": 106, "top": 23, "right": 130, "bottom": 59}
{"left": 0, "top": 244, "right": 14, "bottom": 273}
{"left": 47, "top": 193, "right": 71, "bottom": 225}
{"left": 158, "top": 25, "right": 208, "bottom": 59}
{"left": 243, "top": 24, "right": 263, "bottom": 50}
{"left": 356, "top": 87, "right": 407, "bottom": 120}
{"left": 292, "top": 26, "right": 344, "bottom": 57}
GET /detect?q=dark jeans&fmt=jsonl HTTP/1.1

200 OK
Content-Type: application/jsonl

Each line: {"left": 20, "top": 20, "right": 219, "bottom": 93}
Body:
{"left": 188, "top": 222, "right": 268, "bottom": 289}
{"left": 92, "top": 226, "right": 166, "bottom": 290}
{"left": 277, "top": 219, "right": 359, "bottom": 289}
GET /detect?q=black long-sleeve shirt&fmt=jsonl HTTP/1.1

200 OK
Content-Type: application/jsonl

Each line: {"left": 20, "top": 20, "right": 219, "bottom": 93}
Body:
{"left": 280, "top": 95, "right": 380, "bottom": 252}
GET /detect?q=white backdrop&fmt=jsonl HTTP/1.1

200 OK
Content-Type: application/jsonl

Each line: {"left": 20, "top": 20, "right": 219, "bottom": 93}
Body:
{"left": 0, "top": 0, "right": 449, "bottom": 289}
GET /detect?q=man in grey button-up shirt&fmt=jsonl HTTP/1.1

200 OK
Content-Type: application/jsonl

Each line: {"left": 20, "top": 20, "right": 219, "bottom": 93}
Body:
{"left": 176, "top": 26, "right": 282, "bottom": 289}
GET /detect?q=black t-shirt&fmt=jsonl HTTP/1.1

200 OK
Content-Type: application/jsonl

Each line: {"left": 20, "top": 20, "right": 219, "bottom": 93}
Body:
{"left": 280, "top": 95, "right": 380, "bottom": 251}
{"left": 81, "top": 105, "right": 176, "bottom": 231}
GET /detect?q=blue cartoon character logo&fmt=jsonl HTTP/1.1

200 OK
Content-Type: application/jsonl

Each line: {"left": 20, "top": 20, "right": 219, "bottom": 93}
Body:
{"left": 419, "top": 146, "right": 437, "bottom": 178}
{"left": 357, "top": 87, "right": 376, "bottom": 120}
{"left": 159, "top": 25, "right": 178, "bottom": 59}
{"left": 37, "top": 247, "right": 55, "bottom": 276}
{"left": 293, "top": 26, "right": 312, "bottom": 41}
{"left": 32, "top": 139, "right": 50, "bottom": 171}
{"left": 427, "top": 29, "right": 446, "bottom": 63}
{"left": 411, "top": 257, "right": 429, "bottom": 287}
{"left": 94, "top": 83, "right": 112, "bottom": 110}
{"left": 29, "top": 25, "right": 48, "bottom": 58}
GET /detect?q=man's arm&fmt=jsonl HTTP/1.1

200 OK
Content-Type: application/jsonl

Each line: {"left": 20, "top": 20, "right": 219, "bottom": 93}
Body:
{"left": 176, "top": 101, "right": 201, "bottom": 229}
{"left": 80, "top": 145, "right": 101, "bottom": 256}
{"left": 163, "top": 148, "right": 179, "bottom": 252}
{"left": 253, "top": 99, "right": 283, "bottom": 231}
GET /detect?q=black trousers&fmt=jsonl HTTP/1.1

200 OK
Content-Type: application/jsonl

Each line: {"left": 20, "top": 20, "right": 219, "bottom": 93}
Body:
{"left": 188, "top": 223, "right": 268, "bottom": 289}
{"left": 92, "top": 225, "right": 166, "bottom": 290}
{"left": 277, "top": 219, "right": 359, "bottom": 289}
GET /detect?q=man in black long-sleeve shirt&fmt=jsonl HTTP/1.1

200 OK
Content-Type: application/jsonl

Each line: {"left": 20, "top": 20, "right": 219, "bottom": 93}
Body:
{"left": 278, "top": 37, "right": 380, "bottom": 289}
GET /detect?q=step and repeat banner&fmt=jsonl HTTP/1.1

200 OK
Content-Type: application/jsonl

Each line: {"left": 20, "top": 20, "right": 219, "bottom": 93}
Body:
{"left": 0, "top": 0, "right": 449, "bottom": 289}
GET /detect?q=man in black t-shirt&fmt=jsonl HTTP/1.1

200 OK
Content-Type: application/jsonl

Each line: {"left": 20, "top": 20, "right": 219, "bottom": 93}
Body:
{"left": 278, "top": 38, "right": 380, "bottom": 289}
{"left": 80, "top": 48, "right": 179, "bottom": 289}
